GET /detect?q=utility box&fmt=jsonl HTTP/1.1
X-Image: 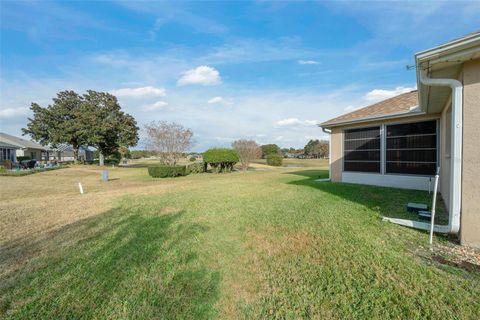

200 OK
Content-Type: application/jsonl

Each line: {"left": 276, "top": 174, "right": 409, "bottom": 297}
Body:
{"left": 101, "top": 170, "right": 109, "bottom": 182}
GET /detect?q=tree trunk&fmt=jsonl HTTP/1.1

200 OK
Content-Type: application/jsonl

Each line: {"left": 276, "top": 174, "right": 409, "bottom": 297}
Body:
{"left": 73, "top": 148, "right": 79, "bottom": 164}
{"left": 99, "top": 152, "right": 105, "bottom": 166}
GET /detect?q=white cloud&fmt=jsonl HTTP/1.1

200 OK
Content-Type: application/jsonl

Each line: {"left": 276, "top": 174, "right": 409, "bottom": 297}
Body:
{"left": 143, "top": 101, "right": 168, "bottom": 111}
{"left": 275, "top": 118, "right": 319, "bottom": 127}
{"left": 207, "top": 96, "right": 233, "bottom": 105}
{"left": 0, "top": 107, "right": 29, "bottom": 119}
{"left": 305, "top": 135, "right": 328, "bottom": 141}
{"left": 298, "top": 60, "right": 319, "bottom": 65}
{"left": 111, "top": 86, "right": 166, "bottom": 97}
{"left": 344, "top": 105, "right": 362, "bottom": 112}
{"left": 177, "top": 66, "right": 221, "bottom": 86}
{"left": 363, "top": 86, "right": 416, "bottom": 103}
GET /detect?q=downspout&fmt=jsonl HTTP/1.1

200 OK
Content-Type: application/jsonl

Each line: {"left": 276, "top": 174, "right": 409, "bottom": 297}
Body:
{"left": 420, "top": 68, "right": 462, "bottom": 234}
{"left": 384, "top": 69, "right": 462, "bottom": 234}
{"left": 322, "top": 127, "right": 331, "bottom": 180}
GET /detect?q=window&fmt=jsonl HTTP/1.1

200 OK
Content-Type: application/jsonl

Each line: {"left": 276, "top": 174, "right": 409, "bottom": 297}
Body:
{"left": 344, "top": 126, "right": 381, "bottom": 173}
{"left": 386, "top": 120, "right": 437, "bottom": 175}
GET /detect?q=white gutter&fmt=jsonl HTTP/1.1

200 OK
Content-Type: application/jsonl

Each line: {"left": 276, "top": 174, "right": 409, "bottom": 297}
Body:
{"left": 322, "top": 127, "right": 332, "bottom": 180}
{"left": 384, "top": 69, "right": 462, "bottom": 234}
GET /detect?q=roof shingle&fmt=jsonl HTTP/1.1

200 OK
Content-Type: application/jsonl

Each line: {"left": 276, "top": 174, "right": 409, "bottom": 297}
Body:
{"left": 321, "top": 90, "right": 419, "bottom": 127}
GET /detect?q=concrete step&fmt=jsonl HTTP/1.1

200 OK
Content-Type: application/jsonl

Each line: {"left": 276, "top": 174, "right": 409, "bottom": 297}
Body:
{"left": 406, "top": 202, "right": 428, "bottom": 213}
{"left": 418, "top": 210, "right": 432, "bottom": 220}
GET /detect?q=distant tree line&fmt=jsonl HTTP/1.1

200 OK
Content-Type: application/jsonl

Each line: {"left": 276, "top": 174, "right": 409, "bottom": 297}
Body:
{"left": 258, "top": 140, "right": 329, "bottom": 159}
{"left": 304, "top": 139, "right": 329, "bottom": 158}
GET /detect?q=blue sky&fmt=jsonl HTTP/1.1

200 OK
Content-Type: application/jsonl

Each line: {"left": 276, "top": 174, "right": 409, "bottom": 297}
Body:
{"left": 1, "top": 1, "right": 479, "bottom": 151}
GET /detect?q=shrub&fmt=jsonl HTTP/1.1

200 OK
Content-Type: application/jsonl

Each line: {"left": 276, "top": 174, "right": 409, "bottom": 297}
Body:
{"left": 266, "top": 154, "right": 283, "bottom": 166}
{"left": 0, "top": 166, "right": 6, "bottom": 173}
{"left": 148, "top": 165, "right": 187, "bottom": 178}
{"left": 203, "top": 148, "right": 239, "bottom": 173}
{"left": 16, "top": 156, "right": 31, "bottom": 162}
{"left": 261, "top": 144, "right": 280, "bottom": 158}
{"left": 189, "top": 156, "right": 196, "bottom": 162}
{"left": 0, "top": 165, "right": 66, "bottom": 176}
{"left": 187, "top": 162, "right": 204, "bottom": 174}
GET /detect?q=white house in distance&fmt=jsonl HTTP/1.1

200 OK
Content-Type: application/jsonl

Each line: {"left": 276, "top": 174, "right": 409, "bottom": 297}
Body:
{"left": 0, "top": 140, "right": 19, "bottom": 163}
{"left": 49, "top": 144, "right": 94, "bottom": 162}
{"left": 0, "top": 132, "right": 94, "bottom": 162}
{"left": 0, "top": 132, "right": 49, "bottom": 160}
{"left": 320, "top": 31, "right": 480, "bottom": 248}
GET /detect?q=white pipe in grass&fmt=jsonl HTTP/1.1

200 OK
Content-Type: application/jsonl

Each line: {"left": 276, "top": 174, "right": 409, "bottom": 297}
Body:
{"left": 78, "top": 182, "right": 84, "bottom": 194}
{"left": 429, "top": 171, "right": 440, "bottom": 247}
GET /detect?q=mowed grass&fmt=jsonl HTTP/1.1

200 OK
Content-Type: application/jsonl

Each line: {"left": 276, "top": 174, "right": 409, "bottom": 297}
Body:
{"left": 1, "top": 162, "right": 479, "bottom": 319}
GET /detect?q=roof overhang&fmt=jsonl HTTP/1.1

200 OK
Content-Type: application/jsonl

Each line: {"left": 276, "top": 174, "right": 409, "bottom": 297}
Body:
{"left": 0, "top": 141, "right": 20, "bottom": 149}
{"left": 415, "top": 32, "right": 480, "bottom": 114}
{"left": 319, "top": 109, "right": 425, "bottom": 129}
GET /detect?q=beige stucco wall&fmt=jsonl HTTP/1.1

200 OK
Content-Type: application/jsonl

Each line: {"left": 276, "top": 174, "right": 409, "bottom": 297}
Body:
{"left": 328, "top": 113, "right": 441, "bottom": 183}
{"left": 460, "top": 59, "right": 480, "bottom": 248}
{"left": 439, "top": 104, "right": 452, "bottom": 210}
{"left": 330, "top": 127, "right": 342, "bottom": 182}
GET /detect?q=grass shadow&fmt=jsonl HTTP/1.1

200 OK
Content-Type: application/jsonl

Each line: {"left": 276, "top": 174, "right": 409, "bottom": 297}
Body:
{"left": 1, "top": 204, "right": 220, "bottom": 319}
{"left": 284, "top": 169, "right": 449, "bottom": 225}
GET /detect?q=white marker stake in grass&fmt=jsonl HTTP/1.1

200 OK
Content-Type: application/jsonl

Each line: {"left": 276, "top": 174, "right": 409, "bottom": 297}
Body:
{"left": 78, "top": 182, "right": 84, "bottom": 194}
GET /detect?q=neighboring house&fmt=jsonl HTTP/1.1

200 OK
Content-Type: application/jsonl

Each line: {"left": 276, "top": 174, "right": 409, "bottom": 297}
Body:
{"left": 0, "top": 141, "right": 19, "bottom": 163}
{"left": 320, "top": 31, "right": 480, "bottom": 248}
{"left": 49, "top": 144, "right": 94, "bottom": 162}
{"left": 285, "top": 150, "right": 306, "bottom": 158}
{"left": 0, "top": 132, "right": 50, "bottom": 160}
{"left": 0, "top": 133, "right": 94, "bottom": 162}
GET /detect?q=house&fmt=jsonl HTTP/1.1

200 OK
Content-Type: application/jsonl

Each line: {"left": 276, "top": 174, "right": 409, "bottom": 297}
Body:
{"left": 320, "top": 31, "right": 480, "bottom": 248}
{"left": 49, "top": 144, "right": 94, "bottom": 162}
{"left": 0, "top": 140, "right": 19, "bottom": 166}
{"left": 0, "top": 133, "right": 93, "bottom": 162}
{"left": 0, "top": 132, "right": 50, "bottom": 160}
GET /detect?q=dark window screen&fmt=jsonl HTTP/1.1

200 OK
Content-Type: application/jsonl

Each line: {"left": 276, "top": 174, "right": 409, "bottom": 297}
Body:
{"left": 386, "top": 120, "right": 437, "bottom": 175}
{"left": 344, "top": 127, "right": 380, "bottom": 173}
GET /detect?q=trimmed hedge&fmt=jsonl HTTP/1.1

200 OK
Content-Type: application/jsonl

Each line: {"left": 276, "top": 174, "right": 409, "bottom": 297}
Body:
{"left": 203, "top": 148, "right": 239, "bottom": 173}
{"left": 16, "top": 156, "right": 31, "bottom": 162}
{"left": 0, "top": 165, "right": 66, "bottom": 176}
{"left": 148, "top": 165, "right": 187, "bottom": 178}
{"left": 187, "top": 162, "right": 205, "bottom": 174}
{"left": 266, "top": 154, "right": 283, "bottom": 166}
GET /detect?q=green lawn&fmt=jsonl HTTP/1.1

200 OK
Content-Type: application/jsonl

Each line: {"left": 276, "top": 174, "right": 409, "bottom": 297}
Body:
{"left": 1, "top": 164, "right": 479, "bottom": 319}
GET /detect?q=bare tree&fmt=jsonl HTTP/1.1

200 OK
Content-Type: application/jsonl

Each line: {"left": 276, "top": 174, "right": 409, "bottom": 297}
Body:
{"left": 144, "top": 121, "right": 193, "bottom": 166}
{"left": 314, "top": 140, "right": 329, "bottom": 158}
{"left": 232, "top": 139, "right": 261, "bottom": 171}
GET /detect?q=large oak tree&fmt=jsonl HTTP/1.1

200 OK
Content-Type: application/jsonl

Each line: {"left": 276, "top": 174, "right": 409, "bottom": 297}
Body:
{"left": 23, "top": 90, "right": 139, "bottom": 165}
{"left": 83, "top": 90, "right": 139, "bottom": 166}
{"left": 23, "top": 91, "right": 90, "bottom": 162}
